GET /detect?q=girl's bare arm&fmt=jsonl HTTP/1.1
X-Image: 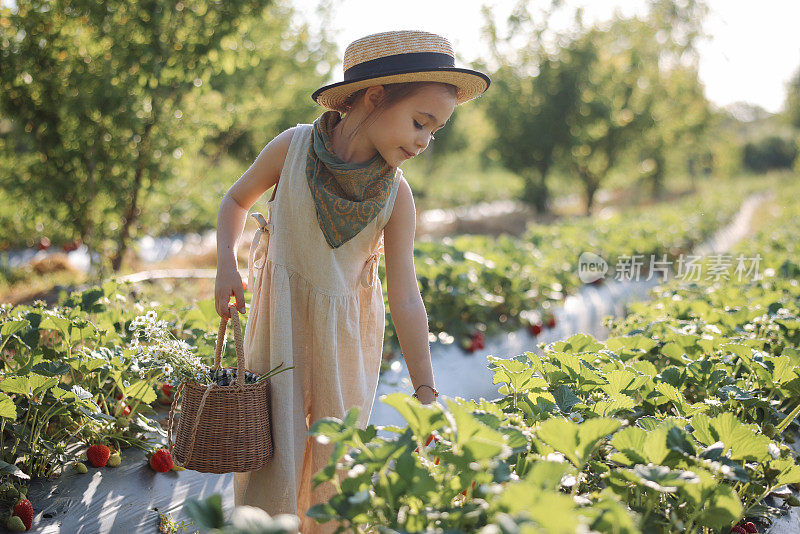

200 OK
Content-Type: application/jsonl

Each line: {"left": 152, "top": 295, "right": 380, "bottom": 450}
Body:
{"left": 383, "top": 177, "right": 437, "bottom": 404}
{"left": 215, "top": 126, "right": 296, "bottom": 317}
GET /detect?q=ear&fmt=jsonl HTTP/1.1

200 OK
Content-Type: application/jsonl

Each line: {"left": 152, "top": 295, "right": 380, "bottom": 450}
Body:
{"left": 363, "top": 85, "right": 386, "bottom": 112}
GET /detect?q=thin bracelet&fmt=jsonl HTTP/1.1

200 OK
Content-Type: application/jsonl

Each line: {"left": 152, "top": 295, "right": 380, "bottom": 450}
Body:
{"left": 412, "top": 384, "right": 439, "bottom": 399}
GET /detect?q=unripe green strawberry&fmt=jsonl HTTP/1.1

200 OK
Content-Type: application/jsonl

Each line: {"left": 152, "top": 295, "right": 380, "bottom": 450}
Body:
{"left": 72, "top": 462, "right": 88, "bottom": 474}
{"left": 763, "top": 423, "right": 776, "bottom": 438}
{"left": 5, "top": 515, "right": 26, "bottom": 532}
{"left": 107, "top": 453, "right": 121, "bottom": 468}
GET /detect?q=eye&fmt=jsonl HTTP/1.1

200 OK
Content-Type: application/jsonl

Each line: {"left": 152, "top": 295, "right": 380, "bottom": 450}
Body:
{"left": 413, "top": 119, "right": 436, "bottom": 141}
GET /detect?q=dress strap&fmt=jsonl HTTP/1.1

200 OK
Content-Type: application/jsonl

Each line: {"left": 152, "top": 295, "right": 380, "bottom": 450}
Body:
{"left": 359, "top": 234, "right": 385, "bottom": 289}
{"left": 247, "top": 211, "right": 274, "bottom": 290}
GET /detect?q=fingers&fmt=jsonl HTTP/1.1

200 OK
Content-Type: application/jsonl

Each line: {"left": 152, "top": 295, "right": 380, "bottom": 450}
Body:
{"left": 215, "top": 271, "right": 247, "bottom": 318}
{"left": 216, "top": 294, "right": 230, "bottom": 318}
{"left": 232, "top": 284, "right": 246, "bottom": 315}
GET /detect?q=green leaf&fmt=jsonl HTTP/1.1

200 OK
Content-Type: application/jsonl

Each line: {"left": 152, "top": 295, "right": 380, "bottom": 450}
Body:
{"left": 31, "top": 360, "right": 72, "bottom": 377}
{"left": 537, "top": 417, "right": 619, "bottom": 468}
{"left": 183, "top": 494, "right": 226, "bottom": 529}
{"left": 562, "top": 333, "right": 605, "bottom": 353}
{"left": 0, "top": 376, "right": 29, "bottom": 396}
{"left": 0, "top": 460, "right": 29, "bottom": 479}
{"left": 694, "top": 483, "right": 743, "bottom": 529}
{"left": 593, "top": 394, "right": 635, "bottom": 417}
{"left": 494, "top": 481, "right": 581, "bottom": 534}
{"left": 123, "top": 379, "right": 157, "bottom": 405}
{"left": 552, "top": 384, "right": 581, "bottom": 413}
{"left": 610, "top": 427, "right": 648, "bottom": 465}
{"left": 769, "top": 457, "right": 800, "bottom": 487}
{"left": 765, "top": 355, "right": 797, "bottom": 385}
{"left": 1, "top": 319, "right": 29, "bottom": 337}
{"left": 600, "top": 369, "right": 648, "bottom": 396}
{"left": 642, "top": 427, "right": 671, "bottom": 465}
{"left": 0, "top": 392, "right": 16, "bottom": 420}
{"left": 380, "top": 392, "right": 444, "bottom": 442}
{"left": 446, "top": 400, "right": 509, "bottom": 461}
{"left": 537, "top": 418, "right": 580, "bottom": 467}
{"left": 524, "top": 461, "right": 571, "bottom": 491}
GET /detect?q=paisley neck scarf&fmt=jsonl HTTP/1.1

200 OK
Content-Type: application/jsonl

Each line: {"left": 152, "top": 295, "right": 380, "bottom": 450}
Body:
{"left": 306, "top": 110, "right": 396, "bottom": 249}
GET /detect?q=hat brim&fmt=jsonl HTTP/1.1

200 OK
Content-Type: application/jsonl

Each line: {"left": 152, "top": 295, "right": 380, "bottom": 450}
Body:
{"left": 312, "top": 68, "right": 491, "bottom": 112}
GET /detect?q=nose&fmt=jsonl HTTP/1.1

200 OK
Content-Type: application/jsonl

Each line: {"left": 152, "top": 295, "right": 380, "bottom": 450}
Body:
{"left": 415, "top": 132, "right": 430, "bottom": 152}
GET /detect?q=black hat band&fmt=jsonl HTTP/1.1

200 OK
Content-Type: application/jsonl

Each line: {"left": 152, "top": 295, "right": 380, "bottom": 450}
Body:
{"left": 344, "top": 52, "right": 455, "bottom": 81}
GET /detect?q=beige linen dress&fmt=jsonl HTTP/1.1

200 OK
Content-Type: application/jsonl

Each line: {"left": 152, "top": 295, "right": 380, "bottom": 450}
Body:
{"left": 234, "top": 123, "right": 403, "bottom": 534}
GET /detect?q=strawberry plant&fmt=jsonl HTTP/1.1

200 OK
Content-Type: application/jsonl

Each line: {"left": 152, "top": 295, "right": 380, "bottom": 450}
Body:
{"left": 304, "top": 180, "right": 800, "bottom": 533}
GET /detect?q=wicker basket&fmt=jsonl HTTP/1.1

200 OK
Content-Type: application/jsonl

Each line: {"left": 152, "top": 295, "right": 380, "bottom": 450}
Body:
{"left": 167, "top": 304, "right": 274, "bottom": 473}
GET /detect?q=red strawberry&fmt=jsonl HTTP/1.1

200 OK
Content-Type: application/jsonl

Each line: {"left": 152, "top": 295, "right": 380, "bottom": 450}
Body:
{"left": 546, "top": 314, "right": 556, "bottom": 328}
{"left": 529, "top": 322, "right": 543, "bottom": 336}
{"left": 731, "top": 527, "right": 747, "bottom": 534}
{"left": 122, "top": 404, "right": 131, "bottom": 416}
{"left": 414, "top": 433, "right": 438, "bottom": 453}
{"left": 149, "top": 448, "right": 174, "bottom": 472}
{"left": 116, "top": 392, "right": 124, "bottom": 400}
{"left": 744, "top": 522, "right": 758, "bottom": 533}
{"left": 13, "top": 497, "right": 33, "bottom": 530}
{"left": 161, "top": 383, "right": 174, "bottom": 397}
{"left": 87, "top": 444, "right": 111, "bottom": 467}
{"left": 473, "top": 332, "right": 485, "bottom": 349}
{"left": 461, "top": 480, "right": 478, "bottom": 497}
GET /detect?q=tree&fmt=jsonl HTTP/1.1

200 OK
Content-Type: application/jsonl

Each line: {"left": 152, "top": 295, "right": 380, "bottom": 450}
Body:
{"left": 786, "top": 66, "right": 800, "bottom": 129}
{"left": 633, "top": 0, "right": 711, "bottom": 198}
{"left": 480, "top": 1, "right": 590, "bottom": 213}
{"left": 0, "top": 0, "right": 334, "bottom": 273}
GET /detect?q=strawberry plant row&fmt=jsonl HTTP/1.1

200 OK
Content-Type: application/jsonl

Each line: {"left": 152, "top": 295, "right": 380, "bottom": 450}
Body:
{"left": 379, "top": 179, "right": 762, "bottom": 358}
{"left": 0, "top": 284, "right": 241, "bottom": 501}
{"left": 303, "top": 180, "right": 800, "bottom": 533}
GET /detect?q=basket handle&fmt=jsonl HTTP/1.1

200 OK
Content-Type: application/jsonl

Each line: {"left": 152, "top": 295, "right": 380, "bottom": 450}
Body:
{"left": 166, "top": 381, "right": 184, "bottom": 462}
{"left": 214, "top": 304, "right": 247, "bottom": 388}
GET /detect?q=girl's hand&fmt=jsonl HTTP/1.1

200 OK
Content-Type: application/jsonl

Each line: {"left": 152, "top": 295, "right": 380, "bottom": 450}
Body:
{"left": 215, "top": 266, "right": 246, "bottom": 318}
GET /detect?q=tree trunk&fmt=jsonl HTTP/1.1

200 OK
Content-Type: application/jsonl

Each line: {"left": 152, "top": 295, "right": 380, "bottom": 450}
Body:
{"left": 650, "top": 152, "right": 666, "bottom": 200}
{"left": 584, "top": 174, "right": 599, "bottom": 216}
{"left": 110, "top": 121, "right": 154, "bottom": 272}
{"left": 522, "top": 167, "right": 550, "bottom": 214}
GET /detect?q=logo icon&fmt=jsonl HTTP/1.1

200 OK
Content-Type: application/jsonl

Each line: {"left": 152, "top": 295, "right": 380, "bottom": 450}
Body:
{"left": 578, "top": 252, "right": 608, "bottom": 284}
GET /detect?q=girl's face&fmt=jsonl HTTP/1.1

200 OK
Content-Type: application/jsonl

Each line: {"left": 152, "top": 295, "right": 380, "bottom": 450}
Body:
{"left": 365, "top": 84, "right": 457, "bottom": 167}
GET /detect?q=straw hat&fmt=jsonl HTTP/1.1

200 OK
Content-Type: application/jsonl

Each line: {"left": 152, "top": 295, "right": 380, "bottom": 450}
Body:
{"left": 312, "top": 30, "right": 491, "bottom": 112}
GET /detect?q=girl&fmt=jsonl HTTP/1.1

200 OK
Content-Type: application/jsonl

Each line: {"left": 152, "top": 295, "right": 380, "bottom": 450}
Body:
{"left": 213, "top": 30, "right": 490, "bottom": 533}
